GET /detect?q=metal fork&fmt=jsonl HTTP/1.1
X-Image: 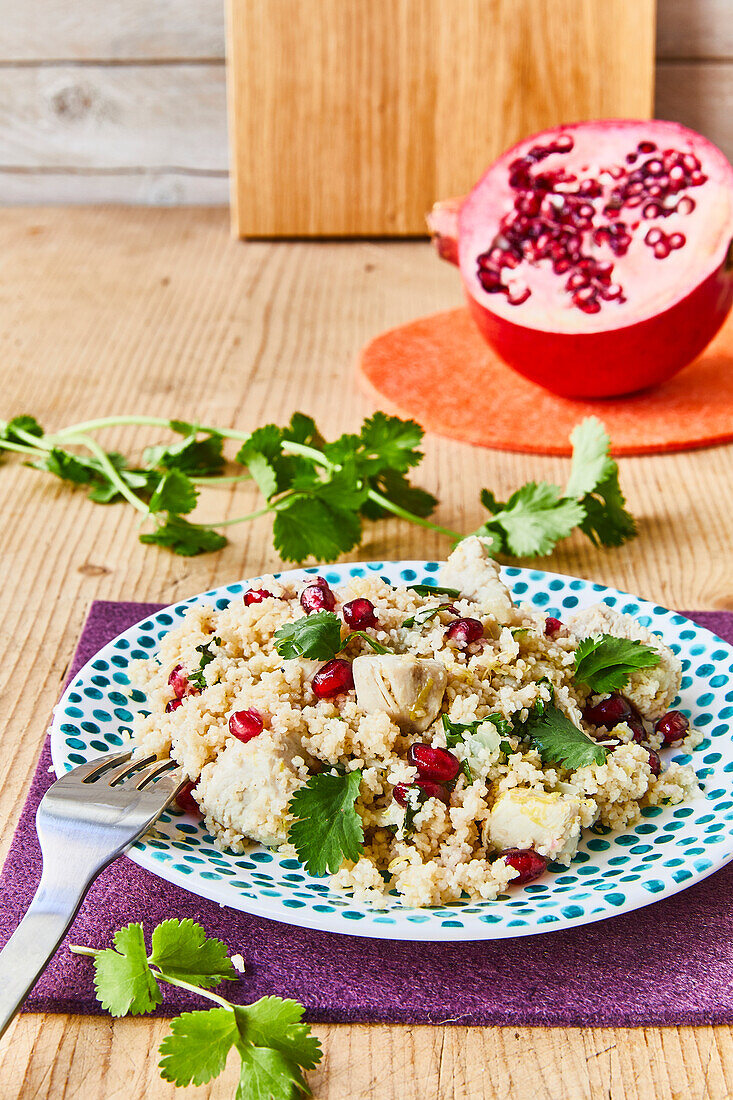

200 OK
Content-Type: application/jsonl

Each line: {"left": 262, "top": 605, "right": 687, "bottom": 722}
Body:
{"left": 0, "top": 750, "right": 185, "bottom": 1039}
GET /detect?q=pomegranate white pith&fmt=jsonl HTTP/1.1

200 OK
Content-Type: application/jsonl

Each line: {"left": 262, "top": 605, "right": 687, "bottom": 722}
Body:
{"left": 431, "top": 120, "right": 733, "bottom": 397}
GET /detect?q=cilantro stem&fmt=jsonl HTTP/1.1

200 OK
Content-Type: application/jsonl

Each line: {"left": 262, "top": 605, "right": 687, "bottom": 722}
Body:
{"left": 68, "top": 433, "right": 151, "bottom": 515}
{"left": 154, "top": 973, "right": 234, "bottom": 1010}
{"left": 0, "top": 438, "right": 43, "bottom": 457}
{"left": 203, "top": 506, "right": 273, "bottom": 528}
{"left": 49, "top": 416, "right": 253, "bottom": 444}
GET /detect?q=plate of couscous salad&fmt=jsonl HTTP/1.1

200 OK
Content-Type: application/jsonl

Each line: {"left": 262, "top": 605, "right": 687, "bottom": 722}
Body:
{"left": 50, "top": 538, "right": 733, "bottom": 940}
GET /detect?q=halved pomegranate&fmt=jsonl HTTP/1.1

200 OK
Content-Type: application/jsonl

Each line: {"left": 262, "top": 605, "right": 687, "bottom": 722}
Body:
{"left": 428, "top": 120, "right": 733, "bottom": 397}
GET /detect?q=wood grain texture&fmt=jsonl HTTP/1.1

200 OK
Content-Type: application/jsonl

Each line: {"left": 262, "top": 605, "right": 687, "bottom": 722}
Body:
{"left": 1, "top": 207, "right": 733, "bottom": 1097}
{"left": 657, "top": 0, "right": 733, "bottom": 59}
{"left": 226, "top": 0, "right": 655, "bottom": 237}
{"left": 0, "top": 64, "right": 227, "bottom": 171}
{"left": 1, "top": 0, "right": 225, "bottom": 61}
{"left": 656, "top": 61, "right": 733, "bottom": 160}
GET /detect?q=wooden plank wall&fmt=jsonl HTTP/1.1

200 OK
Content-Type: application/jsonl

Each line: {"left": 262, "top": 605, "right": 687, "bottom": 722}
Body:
{"left": 0, "top": 0, "right": 730, "bottom": 206}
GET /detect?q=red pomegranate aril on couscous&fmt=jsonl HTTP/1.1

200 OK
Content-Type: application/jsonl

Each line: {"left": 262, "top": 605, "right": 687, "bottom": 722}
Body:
{"left": 583, "top": 692, "right": 635, "bottom": 729}
{"left": 168, "top": 664, "right": 197, "bottom": 700}
{"left": 229, "top": 708, "right": 265, "bottom": 743}
{"left": 165, "top": 698, "right": 183, "bottom": 713}
{"left": 544, "top": 616, "right": 562, "bottom": 637}
{"left": 646, "top": 748, "right": 662, "bottom": 776}
{"left": 300, "top": 582, "right": 336, "bottom": 614}
{"left": 343, "top": 598, "right": 378, "bottom": 630}
{"left": 445, "top": 618, "right": 484, "bottom": 648}
{"left": 176, "top": 779, "right": 201, "bottom": 815}
{"left": 655, "top": 710, "right": 689, "bottom": 745}
{"left": 407, "top": 743, "right": 461, "bottom": 783}
{"left": 244, "top": 588, "right": 274, "bottom": 606}
{"left": 394, "top": 779, "right": 450, "bottom": 807}
{"left": 312, "top": 658, "right": 354, "bottom": 699}
{"left": 502, "top": 848, "right": 548, "bottom": 884}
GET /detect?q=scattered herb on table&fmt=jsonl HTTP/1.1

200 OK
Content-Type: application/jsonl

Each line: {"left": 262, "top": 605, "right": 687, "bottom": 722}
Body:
{"left": 574, "top": 633, "right": 661, "bottom": 693}
{"left": 0, "top": 412, "right": 636, "bottom": 562}
{"left": 524, "top": 704, "right": 608, "bottom": 769}
{"left": 287, "top": 770, "right": 364, "bottom": 875}
{"left": 71, "top": 918, "right": 322, "bottom": 1098}
{"left": 274, "top": 611, "right": 391, "bottom": 661}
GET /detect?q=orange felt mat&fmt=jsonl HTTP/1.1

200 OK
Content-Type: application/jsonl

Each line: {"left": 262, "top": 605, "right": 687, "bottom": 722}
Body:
{"left": 358, "top": 307, "right": 733, "bottom": 456}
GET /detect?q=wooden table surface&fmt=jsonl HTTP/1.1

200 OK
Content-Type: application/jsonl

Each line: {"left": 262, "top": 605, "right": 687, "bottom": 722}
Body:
{"left": 1, "top": 207, "right": 733, "bottom": 1099}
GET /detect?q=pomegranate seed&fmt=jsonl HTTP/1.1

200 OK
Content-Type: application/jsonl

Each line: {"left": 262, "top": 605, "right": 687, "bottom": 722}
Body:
{"left": 507, "top": 284, "right": 531, "bottom": 306}
{"left": 229, "top": 708, "right": 264, "bottom": 743}
{"left": 645, "top": 159, "right": 664, "bottom": 176}
{"left": 300, "top": 582, "right": 335, "bottom": 614}
{"left": 676, "top": 196, "right": 695, "bottom": 215}
{"left": 502, "top": 848, "right": 548, "bottom": 885}
{"left": 166, "top": 698, "right": 183, "bottom": 713}
{"left": 574, "top": 293, "right": 601, "bottom": 314}
{"left": 394, "top": 780, "right": 450, "bottom": 807}
{"left": 645, "top": 227, "right": 663, "bottom": 246}
{"left": 445, "top": 618, "right": 484, "bottom": 648}
{"left": 176, "top": 780, "right": 200, "bottom": 815}
{"left": 583, "top": 693, "right": 635, "bottom": 729}
{"left": 407, "top": 743, "right": 460, "bottom": 783}
{"left": 682, "top": 153, "right": 701, "bottom": 172}
{"left": 627, "top": 718, "right": 647, "bottom": 744}
{"left": 244, "top": 588, "right": 273, "bottom": 606}
{"left": 646, "top": 748, "right": 662, "bottom": 777}
{"left": 554, "top": 134, "right": 574, "bottom": 153}
{"left": 312, "top": 658, "right": 354, "bottom": 699}
{"left": 638, "top": 140, "right": 657, "bottom": 153}
{"left": 642, "top": 203, "right": 662, "bottom": 219}
{"left": 668, "top": 232, "right": 685, "bottom": 249}
{"left": 544, "top": 616, "right": 562, "bottom": 637}
{"left": 343, "top": 598, "right": 378, "bottom": 630}
{"left": 168, "top": 664, "right": 198, "bottom": 700}
{"left": 654, "top": 240, "right": 671, "bottom": 259}
{"left": 654, "top": 710, "right": 689, "bottom": 745}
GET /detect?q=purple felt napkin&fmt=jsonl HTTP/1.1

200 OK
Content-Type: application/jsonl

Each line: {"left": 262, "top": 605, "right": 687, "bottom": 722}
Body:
{"left": 1, "top": 600, "right": 732, "bottom": 1027}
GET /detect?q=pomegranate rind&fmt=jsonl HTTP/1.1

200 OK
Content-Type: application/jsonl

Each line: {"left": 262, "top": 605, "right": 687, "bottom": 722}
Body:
{"left": 427, "top": 197, "right": 462, "bottom": 266}
{"left": 454, "top": 119, "right": 733, "bottom": 397}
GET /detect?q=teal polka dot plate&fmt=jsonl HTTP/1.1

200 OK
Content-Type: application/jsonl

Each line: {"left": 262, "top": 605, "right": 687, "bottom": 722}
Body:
{"left": 49, "top": 563, "right": 733, "bottom": 941}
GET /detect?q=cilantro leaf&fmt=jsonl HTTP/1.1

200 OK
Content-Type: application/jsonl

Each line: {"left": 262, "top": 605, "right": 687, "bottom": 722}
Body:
{"left": 354, "top": 412, "right": 425, "bottom": 474}
{"left": 92, "top": 922, "right": 162, "bottom": 1017}
{"left": 288, "top": 770, "right": 364, "bottom": 875}
{"left": 406, "top": 584, "right": 460, "bottom": 598}
{"left": 188, "top": 636, "right": 222, "bottom": 691}
{"left": 401, "top": 604, "right": 455, "bottom": 629}
{"left": 525, "top": 704, "right": 607, "bottom": 769}
{"left": 273, "top": 497, "right": 361, "bottom": 563}
{"left": 579, "top": 471, "right": 637, "bottom": 549}
{"left": 236, "top": 414, "right": 323, "bottom": 500}
{"left": 274, "top": 611, "right": 343, "bottom": 660}
{"left": 360, "top": 469, "right": 437, "bottom": 521}
{"left": 564, "top": 418, "right": 616, "bottom": 499}
{"left": 33, "top": 447, "right": 99, "bottom": 485}
{"left": 140, "top": 514, "right": 227, "bottom": 556}
{"left": 478, "top": 482, "right": 585, "bottom": 557}
{"left": 0, "top": 414, "right": 44, "bottom": 445}
{"left": 574, "top": 633, "right": 660, "bottom": 693}
{"left": 144, "top": 429, "right": 224, "bottom": 477}
{"left": 235, "top": 997, "right": 322, "bottom": 1072}
{"left": 442, "top": 713, "right": 511, "bottom": 745}
{"left": 148, "top": 469, "right": 198, "bottom": 515}
{"left": 159, "top": 1008, "right": 238, "bottom": 1086}
{"left": 236, "top": 1045, "right": 308, "bottom": 1100}
{"left": 149, "top": 918, "right": 236, "bottom": 989}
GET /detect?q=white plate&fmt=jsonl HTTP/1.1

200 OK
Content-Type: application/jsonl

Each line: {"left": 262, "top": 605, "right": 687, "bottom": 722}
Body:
{"left": 50, "top": 561, "right": 733, "bottom": 941}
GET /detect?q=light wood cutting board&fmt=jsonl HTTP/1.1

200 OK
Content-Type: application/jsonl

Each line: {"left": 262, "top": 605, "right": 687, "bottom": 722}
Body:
{"left": 226, "top": 0, "right": 656, "bottom": 238}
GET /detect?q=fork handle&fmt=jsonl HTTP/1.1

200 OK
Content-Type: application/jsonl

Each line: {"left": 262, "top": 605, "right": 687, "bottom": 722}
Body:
{"left": 0, "top": 864, "right": 97, "bottom": 1039}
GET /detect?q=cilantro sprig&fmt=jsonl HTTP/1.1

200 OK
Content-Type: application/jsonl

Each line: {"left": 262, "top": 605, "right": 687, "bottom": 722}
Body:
{"left": 524, "top": 704, "right": 608, "bottom": 770}
{"left": 274, "top": 611, "right": 390, "bottom": 660}
{"left": 574, "top": 632, "right": 661, "bottom": 693}
{"left": 0, "top": 411, "right": 635, "bottom": 562}
{"left": 287, "top": 770, "right": 364, "bottom": 875}
{"left": 71, "top": 918, "right": 322, "bottom": 1099}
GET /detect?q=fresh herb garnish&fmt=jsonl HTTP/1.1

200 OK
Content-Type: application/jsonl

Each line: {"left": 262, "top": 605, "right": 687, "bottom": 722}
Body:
{"left": 71, "top": 919, "right": 322, "bottom": 1098}
{"left": 442, "top": 713, "right": 511, "bottom": 781}
{"left": 406, "top": 584, "right": 461, "bottom": 598}
{"left": 274, "top": 612, "right": 391, "bottom": 661}
{"left": 475, "top": 418, "right": 636, "bottom": 557}
{"left": 287, "top": 770, "right": 364, "bottom": 875}
{"left": 0, "top": 412, "right": 635, "bottom": 561}
{"left": 499, "top": 740, "right": 514, "bottom": 756}
{"left": 401, "top": 603, "right": 455, "bottom": 629}
{"left": 525, "top": 704, "right": 607, "bottom": 769}
{"left": 188, "top": 637, "right": 222, "bottom": 691}
{"left": 574, "top": 633, "right": 661, "bottom": 693}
